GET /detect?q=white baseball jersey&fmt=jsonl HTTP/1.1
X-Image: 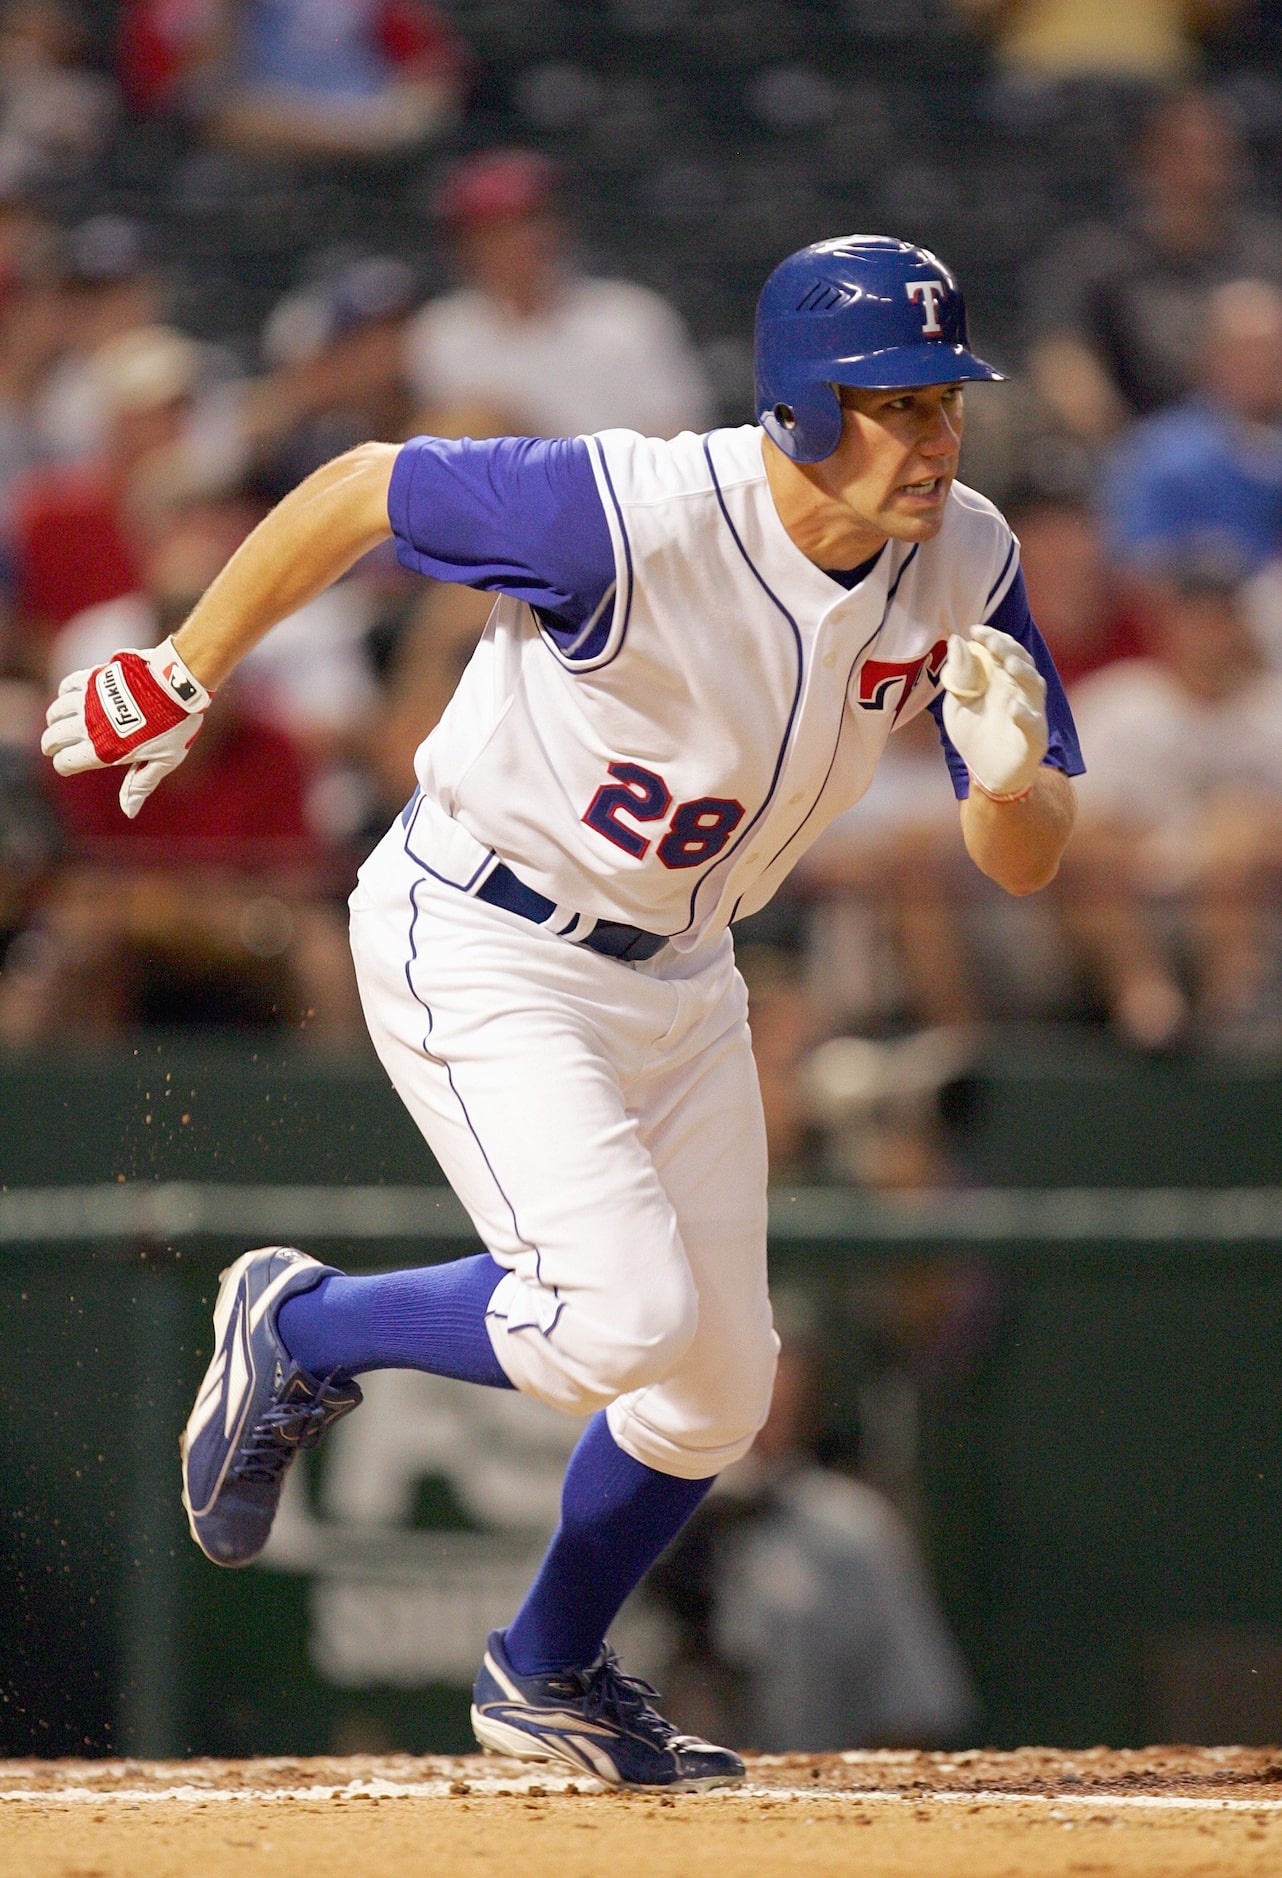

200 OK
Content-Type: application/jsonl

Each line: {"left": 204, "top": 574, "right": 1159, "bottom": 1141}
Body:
{"left": 395, "top": 424, "right": 1055, "bottom": 952}
{"left": 350, "top": 423, "right": 1079, "bottom": 1472}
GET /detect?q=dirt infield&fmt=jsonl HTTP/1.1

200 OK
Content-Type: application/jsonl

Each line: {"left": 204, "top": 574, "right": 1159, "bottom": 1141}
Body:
{"left": 5, "top": 1747, "right": 1282, "bottom": 1877}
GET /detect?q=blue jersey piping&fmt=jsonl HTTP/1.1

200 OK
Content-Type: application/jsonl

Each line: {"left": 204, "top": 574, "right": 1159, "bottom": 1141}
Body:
{"left": 403, "top": 875, "right": 562, "bottom": 1336}
{"left": 984, "top": 537, "right": 1017, "bottom": 611}
{"left": 537, "top": 439, "right": 634, "bottom": 672}
{"left": 690, "top": 435, "right": 806, "bottom": 935}
{"left": 736, "top": 543, "right": 921, "bottom": 914}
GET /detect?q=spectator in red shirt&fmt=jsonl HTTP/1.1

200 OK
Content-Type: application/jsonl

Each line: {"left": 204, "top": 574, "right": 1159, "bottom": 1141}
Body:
{"left": 0, "top": 717, "right": 361, "bottom": 1043}
{"left": 9, "top": 323, "right": 200, "bottom": 652}
{"left": 0, "top": 490, "right": 364, "bottom": 1045}
{"left": 116, "top": 0, "right": 224, "bottom": 118}
{"left": 49, "top": 698, "right": 313, "bottom": 871}
{"left": 1005, "top": 490, "right": 1146, "bottom": 688}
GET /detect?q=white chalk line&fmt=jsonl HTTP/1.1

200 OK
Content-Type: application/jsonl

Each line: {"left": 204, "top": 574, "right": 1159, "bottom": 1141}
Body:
{"left": 4, "top": 1780, "right": 1282, "bottom": 1813}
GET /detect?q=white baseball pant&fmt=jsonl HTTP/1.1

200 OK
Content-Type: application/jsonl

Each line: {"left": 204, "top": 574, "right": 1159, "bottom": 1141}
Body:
{"left": 348, "top": 819, "right": 779, "bottom": 1479}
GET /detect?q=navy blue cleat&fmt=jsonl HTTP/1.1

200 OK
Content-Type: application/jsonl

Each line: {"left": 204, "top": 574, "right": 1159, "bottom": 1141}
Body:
{"left": 471, "top": 1629, "right": 745, "bottom": 1790}
{"left": 180, "top": 1246, "right": 361, "bottom": 1567}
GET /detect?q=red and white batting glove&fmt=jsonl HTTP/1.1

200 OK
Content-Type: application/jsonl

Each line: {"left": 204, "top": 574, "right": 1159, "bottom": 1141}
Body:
{"left": 940, "top": 623, "right": 1048, "bottom": 801}
{"left": 40, "top": 637, "right": 213, "bottom": 819}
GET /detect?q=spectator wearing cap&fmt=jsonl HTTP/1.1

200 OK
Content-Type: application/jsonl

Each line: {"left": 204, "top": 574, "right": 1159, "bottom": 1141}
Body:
{"left": 43, "top": 258, "right": 424, "bottom": 850}
{"left": 32, "top": 216, "right": 164, "bottom": 466}
{"left": 209, "top": 0, "right": 463, "bottom": 161}
{"left": 1028, "top": 88, "right": 1282, "bottom": 448}
{"left": 9, "top": 323, "right": 201, "bottom": 650}
{"left": 0, "top": 203, "right": 65, "bottom": 535}
{"left": 256, "top": 251, "right": 419, "bottom": 495}
{"left": 10, "top": 264, "right": 422, "bottom": 662}
{"left": 1102, "top": 279, "right": 1282, "bottom": 583}
{"left": 403, "top": 149, "right": 713, "bottom": 442}
{"left": 376, "top": 150, "right": 716, "bottom": 811}
{"left": 0, "top": 1, "right": 116, "bottom": 197}
{"left": 1062, "top": 550, "right": 1282, "bottom": 1050}
{"left": 953, "top": 0, "right": 1239, "bottom": 91}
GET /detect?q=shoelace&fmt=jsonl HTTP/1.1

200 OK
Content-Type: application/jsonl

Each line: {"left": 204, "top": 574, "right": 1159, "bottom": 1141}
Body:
{"left": 229, "top": 1375, "right": 351, "bottom": 1486}
{"left": 558, "top": 1651, "right": 680, "bottom": 1746}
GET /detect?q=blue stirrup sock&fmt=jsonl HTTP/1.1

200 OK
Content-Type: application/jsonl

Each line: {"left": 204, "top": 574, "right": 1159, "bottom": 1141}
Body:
{"left": 276, "top": 1253, "right": 513, "bottom": 1388}
{"left": 503, "top": 1410, "right": 715, "bottom": 1676}
{"left": 280, "top": 1268, "right": 714, "bottom": 1674}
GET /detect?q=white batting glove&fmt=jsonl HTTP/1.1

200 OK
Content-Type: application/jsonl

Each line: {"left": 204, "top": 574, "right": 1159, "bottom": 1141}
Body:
{"left": 40, "top": 637, "right": 213, "bottom": 819}
{"left": 940, "top": 623, "right": 1048, "bottom": 801}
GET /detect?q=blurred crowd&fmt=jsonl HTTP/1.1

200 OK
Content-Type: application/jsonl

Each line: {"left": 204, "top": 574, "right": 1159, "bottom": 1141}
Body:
{"left": 0, "top": 4, "right": 1278, "bottom": 1172}
{"left": 642, "top": 1283, "right": 986, "bottom": 1752}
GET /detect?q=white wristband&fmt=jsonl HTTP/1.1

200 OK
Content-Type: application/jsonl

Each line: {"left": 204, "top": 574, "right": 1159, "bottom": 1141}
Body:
{"left": 146, "top": 636, "right": 213, "bottom": 714}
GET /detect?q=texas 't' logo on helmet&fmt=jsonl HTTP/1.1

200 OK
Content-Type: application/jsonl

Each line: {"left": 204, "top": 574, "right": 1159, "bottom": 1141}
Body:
{"left": 906, "top": 278, "right": 947, "bottom": 335}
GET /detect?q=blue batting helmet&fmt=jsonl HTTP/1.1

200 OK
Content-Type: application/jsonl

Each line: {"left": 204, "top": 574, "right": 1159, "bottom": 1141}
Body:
{"left": 755, "top": 235, "right": 1004, "bottom": 463}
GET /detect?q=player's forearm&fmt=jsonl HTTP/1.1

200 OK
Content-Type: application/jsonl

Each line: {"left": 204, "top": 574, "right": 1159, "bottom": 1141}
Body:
{"left": 172, "top": 442, "right": 398, "bottom": 689}
{"left": 960, "top": 766, "right": 1076, "bottom": 896}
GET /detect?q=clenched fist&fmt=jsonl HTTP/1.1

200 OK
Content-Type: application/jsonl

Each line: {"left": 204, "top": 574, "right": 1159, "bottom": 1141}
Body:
{"left": 41, "top": 637, "right": 213, "bottom": 818}
{"left": 940, "top": 623, "right": 1048, "bottom": 800}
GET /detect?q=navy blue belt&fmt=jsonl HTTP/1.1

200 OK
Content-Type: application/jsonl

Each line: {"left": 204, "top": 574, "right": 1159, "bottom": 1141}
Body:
{"left": 476, "top": 863, "right": 668, "bottom": 962}
{"left": 400, "top": 791, "right": 668, "bottom": 962}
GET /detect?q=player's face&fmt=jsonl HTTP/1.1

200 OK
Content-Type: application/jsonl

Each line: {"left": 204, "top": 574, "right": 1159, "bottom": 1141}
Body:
{"left": 814, "top": 382, "right": 965, "bottom": 542}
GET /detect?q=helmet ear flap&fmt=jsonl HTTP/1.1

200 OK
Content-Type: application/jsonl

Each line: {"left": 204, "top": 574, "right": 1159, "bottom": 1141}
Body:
{"left": 759, "top": 379, "right": 844, "bottom": 463}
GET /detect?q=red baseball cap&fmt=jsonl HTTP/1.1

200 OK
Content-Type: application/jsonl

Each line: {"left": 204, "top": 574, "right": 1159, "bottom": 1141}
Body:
{"left": 436, "top": 150, "right": 560, "bottom": 229}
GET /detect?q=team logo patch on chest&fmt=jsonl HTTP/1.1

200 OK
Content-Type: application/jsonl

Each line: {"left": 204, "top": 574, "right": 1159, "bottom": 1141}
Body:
{"left": 94, "top": 662, "right": 146, "bottom": 734}
{"left": 856, "top": 639, "right": 948, "bottom": 722}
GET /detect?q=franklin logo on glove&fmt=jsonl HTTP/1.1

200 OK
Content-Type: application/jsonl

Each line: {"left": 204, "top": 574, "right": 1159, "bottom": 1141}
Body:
{"left": 95, "top": 664, "right": 146, "bottom": 735}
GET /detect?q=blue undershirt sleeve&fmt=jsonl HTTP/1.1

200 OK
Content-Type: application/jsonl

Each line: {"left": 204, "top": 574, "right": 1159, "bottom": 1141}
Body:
{"left": 387, "top": 434, "right": 617, "bottom": 650}
{"left": 927, "top": 564, "right": 1086, "bottom": 799}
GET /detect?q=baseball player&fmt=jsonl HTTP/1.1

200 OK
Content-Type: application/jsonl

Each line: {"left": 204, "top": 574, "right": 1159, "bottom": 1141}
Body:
{"left": 42, "top": 236, "right": 1082, "bottom": 1789}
